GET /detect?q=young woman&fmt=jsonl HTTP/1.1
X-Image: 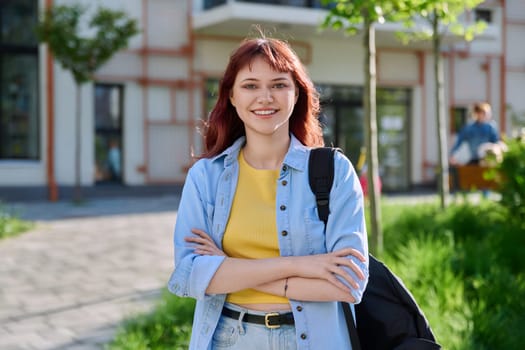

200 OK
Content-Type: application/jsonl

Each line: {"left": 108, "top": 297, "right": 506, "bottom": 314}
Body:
{"left": 168, "top": 35, "right": 369, "bottom": 350}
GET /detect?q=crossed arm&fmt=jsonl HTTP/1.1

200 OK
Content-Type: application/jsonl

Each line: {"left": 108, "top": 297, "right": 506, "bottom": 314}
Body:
{"left": 186, "top": 228, "right": 367, "bottom": 303}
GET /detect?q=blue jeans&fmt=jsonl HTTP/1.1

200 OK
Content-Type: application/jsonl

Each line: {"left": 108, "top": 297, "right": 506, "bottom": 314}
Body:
{"left": 212, "top": 303, "right": 297, "bottom": 350}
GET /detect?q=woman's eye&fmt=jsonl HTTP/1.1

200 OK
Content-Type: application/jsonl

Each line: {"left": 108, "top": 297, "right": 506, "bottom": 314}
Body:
{"left": 243, "top": 84, "right": 257, "bottom": 89}
{"left": 273, "top": 83, "right": 286, "bottom": 89}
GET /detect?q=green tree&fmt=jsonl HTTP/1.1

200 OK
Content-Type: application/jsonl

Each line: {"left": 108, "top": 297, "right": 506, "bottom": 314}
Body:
{"left": 322, "top": 0, "right": 409, "bottom": 255}
{"left": 397, "top": 0, "right": 486, "bottom": 209}
{"left": 36, "top": 4, "right": 139, "bottom": 201}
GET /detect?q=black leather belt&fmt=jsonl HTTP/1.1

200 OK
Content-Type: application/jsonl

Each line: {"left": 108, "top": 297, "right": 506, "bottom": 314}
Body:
{"left": 221, "top": 307, "right": 295, "bottom": 329}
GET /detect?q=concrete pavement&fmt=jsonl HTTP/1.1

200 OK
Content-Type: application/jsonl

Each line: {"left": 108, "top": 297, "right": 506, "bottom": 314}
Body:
{"left": 0, "top": 195, "right": 180, "bottom": 350}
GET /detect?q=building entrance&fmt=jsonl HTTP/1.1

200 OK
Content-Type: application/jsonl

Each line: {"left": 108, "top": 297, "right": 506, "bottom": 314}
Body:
{"left": 94, "top": 84, "right": 123, "bottom": 184}
{"left": 320, "top": 85, "right": 411, "bottom": 192}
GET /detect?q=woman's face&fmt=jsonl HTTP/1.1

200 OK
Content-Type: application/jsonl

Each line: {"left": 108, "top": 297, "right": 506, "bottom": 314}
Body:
{"left": 230, "top": 56, "right": 298, "bottom": 140}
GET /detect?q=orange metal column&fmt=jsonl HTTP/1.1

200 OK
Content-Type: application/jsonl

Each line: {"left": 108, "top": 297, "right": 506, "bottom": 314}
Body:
{"left": 45, "top": 0, "right": 58, "bottom": 201}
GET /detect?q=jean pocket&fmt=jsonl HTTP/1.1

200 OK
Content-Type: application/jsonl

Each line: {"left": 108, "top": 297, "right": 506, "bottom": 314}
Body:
{"left": 212, "top": 315, "right": 238, "bottom": 348}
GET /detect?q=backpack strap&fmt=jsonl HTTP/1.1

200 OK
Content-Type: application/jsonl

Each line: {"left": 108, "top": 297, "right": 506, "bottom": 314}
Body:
{"left": 342, "top": 302, "right": 362, "bottom": 350}
{"left": 308, "top": 147, "right": 337, "bottom": 225}
{"left": 308, "top": 147, "right": 362, "bottom": 350}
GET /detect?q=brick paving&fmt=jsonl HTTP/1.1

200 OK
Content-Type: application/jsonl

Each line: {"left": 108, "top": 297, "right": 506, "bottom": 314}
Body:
{"left": 0, "top": 195, "right": 180, "bottom": 350}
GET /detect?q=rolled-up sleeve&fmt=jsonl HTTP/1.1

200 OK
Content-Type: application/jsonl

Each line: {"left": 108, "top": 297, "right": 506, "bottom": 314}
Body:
{"left": 325, "top": 151, "right": 369, "bottom": 303}
{"left": 167, "top": 164, "right": 226, "bottom": 300}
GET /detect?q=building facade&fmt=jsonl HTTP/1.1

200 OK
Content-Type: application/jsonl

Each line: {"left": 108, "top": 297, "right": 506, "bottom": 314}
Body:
{"left": 1, "top": 0, "right": 524, "bottom": 200}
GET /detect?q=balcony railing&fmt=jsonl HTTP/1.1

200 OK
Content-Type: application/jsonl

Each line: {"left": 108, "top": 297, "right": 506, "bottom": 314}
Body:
{"left": 203, "top": 0, "right": 329, "bottom": 10}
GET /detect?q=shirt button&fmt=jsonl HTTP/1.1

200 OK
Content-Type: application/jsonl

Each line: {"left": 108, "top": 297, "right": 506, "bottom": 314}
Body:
{"left": 282, "top": 165, "right": 288, "bottom": 172}
{"left": 281, "top": 230, "right": 288, "bottom": 236}
{"left": 296, "top": 306, "right": 303, "bottom": 312}
{"left": 281, "top": 180, "right": 288, "bottom": 186}
{"left": 280, "top": 205, "right": 286, "bottom": 211}
{"left": 300, "top": 333, "right": 307, "bottom": 339}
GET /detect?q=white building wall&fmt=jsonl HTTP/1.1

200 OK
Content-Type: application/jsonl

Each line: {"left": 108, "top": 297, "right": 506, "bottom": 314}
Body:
{"left": 505, "top": 0, "right": 525, "bottom": 136}
{"left": 309, "top": 37, "right": 364, "bottom": 85}
{"left": 122, "top": 82, "right": 145, "bottom": 185}
{"left": 194, "top": 38, "right": 237, "bottom": 74}
{"left": 53, "top": 68, "right": 94, "bottom": 186}
{"left": 454, "top": 56, "right": 488, "bottom": 104}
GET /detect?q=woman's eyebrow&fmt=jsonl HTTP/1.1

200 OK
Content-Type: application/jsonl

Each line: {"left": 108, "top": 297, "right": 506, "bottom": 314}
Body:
{"left": 239, "top": 76, "right": 292, "bottom": 83}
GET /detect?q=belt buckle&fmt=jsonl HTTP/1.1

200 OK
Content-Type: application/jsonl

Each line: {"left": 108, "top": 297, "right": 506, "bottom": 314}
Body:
{"left": 264, "top": 312, "right": 280, "bottom": 329}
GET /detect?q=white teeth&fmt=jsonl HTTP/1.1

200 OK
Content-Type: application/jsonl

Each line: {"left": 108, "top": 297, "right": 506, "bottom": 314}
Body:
{"left": 254, "top": 110, "right": 275, "bottom": 115}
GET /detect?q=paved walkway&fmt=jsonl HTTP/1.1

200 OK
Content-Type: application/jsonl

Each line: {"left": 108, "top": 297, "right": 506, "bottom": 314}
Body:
{"left": 0, "top": 195, "right": 180, "bottom": 350}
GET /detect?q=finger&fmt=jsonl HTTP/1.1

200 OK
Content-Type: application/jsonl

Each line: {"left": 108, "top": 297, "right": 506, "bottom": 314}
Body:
{"left": 327, "top": 273, "right": 352, "bottom": 293}
{"left": 333, "top": 248, "right": 366, "bottom": 262}
{"left": 185, "top": 236, "right": 207, "bottom": 244}
{"left": 331, "top": 266, "right": 359, "bottom": 289}
{"left": 191, "top": 228, "right": 211, "bottom": 239}
{"left": 186, "top": 236, "right": 217, "bottom": 248}
{"left": 194, "top": 248, "right": 211, "bottom": 255}
{"left": 347, "top": 248, "right": 366, "bottom": 262}
{"left": 191, "top": 231, "right": 216, "bottom": 245}
{"left": 334, "top": 257, "right": 366, "bottom": 280}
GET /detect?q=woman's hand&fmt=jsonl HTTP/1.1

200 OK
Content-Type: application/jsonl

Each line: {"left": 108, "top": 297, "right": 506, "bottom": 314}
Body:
{"left": 292, "top": 248, "right": 366, "bottom": 291}
{"left": 185, "top": 228, "right": 226, "bottom": 257}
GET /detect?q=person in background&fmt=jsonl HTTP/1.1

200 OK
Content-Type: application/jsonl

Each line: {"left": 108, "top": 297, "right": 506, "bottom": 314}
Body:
{"left": 449, "top": 102, "right": 499, "bottom": 165}
{"left": 167, "top": 33, "right": 369, "bottom": 350}
{"left": 107, "top": 139, "right": 121, "bottom": 181}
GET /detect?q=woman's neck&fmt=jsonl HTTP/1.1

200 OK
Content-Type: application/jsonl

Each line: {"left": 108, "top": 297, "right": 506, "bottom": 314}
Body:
{"left": 242, "top": 135, "right": 290, "bottom": 170}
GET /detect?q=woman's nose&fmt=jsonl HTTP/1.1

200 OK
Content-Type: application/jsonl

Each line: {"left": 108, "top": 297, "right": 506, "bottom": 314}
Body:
{"left": 257, "top": 88, "right": 274, "bottom": 103}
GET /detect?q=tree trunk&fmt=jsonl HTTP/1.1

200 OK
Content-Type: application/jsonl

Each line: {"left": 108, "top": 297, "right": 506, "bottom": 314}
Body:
{"left": 432, "top": 12, "right": 450, "bottom": 209}
{"left": 74, "top": 83, "right": 82, "bottom": 202}
{"left": 363, "top": 15, "right": 383, "bottom": 255}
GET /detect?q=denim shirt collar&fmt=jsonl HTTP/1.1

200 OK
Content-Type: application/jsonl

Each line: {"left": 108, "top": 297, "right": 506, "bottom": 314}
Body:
{"left": 211, "top": 134, "right": 309, "bottom": 172}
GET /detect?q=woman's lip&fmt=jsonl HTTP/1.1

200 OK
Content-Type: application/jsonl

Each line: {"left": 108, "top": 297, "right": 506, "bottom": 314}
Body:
{"left": 252, "top": 109, "right": 278, "bottom": 116}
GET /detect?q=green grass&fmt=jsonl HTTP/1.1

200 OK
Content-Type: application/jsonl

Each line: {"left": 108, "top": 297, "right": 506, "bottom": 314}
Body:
{"left": 0, "top": 205, "right": 33, "bottom": 239}
{"left": 107, "top": 199, "right": 525, "bottom": 350}
{"left": 106, "top": 290, "right": 195, "bottom": 350}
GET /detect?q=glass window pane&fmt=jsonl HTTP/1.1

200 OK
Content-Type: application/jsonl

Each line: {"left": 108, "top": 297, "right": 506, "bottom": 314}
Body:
{"left": 1, "top": 54, "right": 39, "bottom": 159}
{"left": 0, "top": 0, "right": 38, "bottom": 45}
{"left": 95, "top": 85, "right": 122, "bottom": 129}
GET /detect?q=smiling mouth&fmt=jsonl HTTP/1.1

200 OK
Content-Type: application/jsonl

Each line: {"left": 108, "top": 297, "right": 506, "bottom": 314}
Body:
{"left": 253, "top": 109, "right": 277, "bottom": 116}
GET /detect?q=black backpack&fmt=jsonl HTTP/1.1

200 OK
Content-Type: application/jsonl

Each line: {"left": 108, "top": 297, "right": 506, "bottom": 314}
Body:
{"left": 308, "top": 147, "right": 441, "bottom": 350}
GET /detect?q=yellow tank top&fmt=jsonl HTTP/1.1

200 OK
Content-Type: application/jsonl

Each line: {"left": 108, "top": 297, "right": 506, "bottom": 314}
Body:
{"left": 223, "top": 151, "right": 289, "bottom": 305}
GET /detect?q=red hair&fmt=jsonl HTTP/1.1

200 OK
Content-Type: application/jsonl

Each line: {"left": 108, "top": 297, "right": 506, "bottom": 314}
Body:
{"left": 200, "top": 36, "right": 324, "bottom": 158}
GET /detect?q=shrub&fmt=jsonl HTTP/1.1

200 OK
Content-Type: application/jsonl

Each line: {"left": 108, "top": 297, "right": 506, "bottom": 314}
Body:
{"left": 382, "top": 201, "right": 525, "bottom": 350}
{"left": 107, "top": 290, "right": 194, "bottom": 350}
{"left": 385, "top": 236, "right": 473, "bottom": 350}
{"left": 492, "top": 135, "right": 525, "bottom": 222}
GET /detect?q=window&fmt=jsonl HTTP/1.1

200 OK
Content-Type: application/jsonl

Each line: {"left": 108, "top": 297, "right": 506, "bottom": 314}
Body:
{"left": 94, "top": 84, "right": 123, "bottom": 183}
{"left": 451, "top": 106, "right": 469, "bottom": 133}
{"left": 0, "top": 0, "right": 39, "bottom": 160}
{"left": 475, "top": 9, "right": 492, "bottom": 24}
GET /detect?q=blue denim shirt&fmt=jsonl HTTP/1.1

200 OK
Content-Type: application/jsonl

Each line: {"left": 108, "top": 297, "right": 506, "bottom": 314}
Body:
{"left": 450, "top": 121, "right": 499, "bottom": 161}
{"left": 168, "top": 135, "right": 369, "bottom": 350}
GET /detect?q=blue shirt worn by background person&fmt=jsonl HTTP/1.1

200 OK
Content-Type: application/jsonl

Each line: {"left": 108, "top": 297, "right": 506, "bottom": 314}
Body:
{"left": 450, "top": 121, "right": 499, "bottom": 162}
{"left": 168, "top": 134, "right": 369, "bottom": 350}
